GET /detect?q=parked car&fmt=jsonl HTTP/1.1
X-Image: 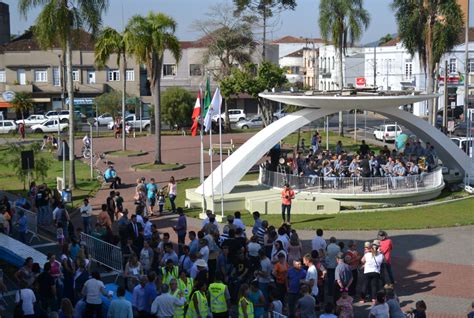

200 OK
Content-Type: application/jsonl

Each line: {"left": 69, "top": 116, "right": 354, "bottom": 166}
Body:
{"left": 15, "top": 114, "right": 47, "bottom": 127}
{"left": 31, "top": 119, "right": 68, "bottom": 133}
{"left": 212, "top": 109, "right": 246, "bottom": 122}
{"left": 451, "top": 137, "right": 473, "bottom": 157}
{"left": 273, "top": 110, "right": 287, "bottom": 120}
{"left": 94, "top": 113, "right": 113, "bottom": 126}
{"left": 0, "top": 120, "right": 17, "bottom": 134}
{"left": 236, "top": 116, "right": 263, "bottom": 129}
{"left": 107, "top": 114, "right": 151, "bottom": 130}
{"left": 45, "top": 110, "right": 85, "bottom": 122}
{"left": 373, "top": 124, "right": 402, "bottom": 142}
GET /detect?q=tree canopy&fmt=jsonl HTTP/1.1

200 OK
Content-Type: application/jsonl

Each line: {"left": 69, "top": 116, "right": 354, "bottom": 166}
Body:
{"left": 161, "top": 87, "right": 194, "bottom": 129}
{"left": 95, "top": 90, "right": 135, "bottom": 117}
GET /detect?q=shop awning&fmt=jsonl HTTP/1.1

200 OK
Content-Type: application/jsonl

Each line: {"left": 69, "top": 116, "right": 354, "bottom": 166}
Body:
{"left": 31, "top": 98, "right": 51, "bottom": 103}
{"left": 0, "top": 102, "right": 12, "bottom": 108}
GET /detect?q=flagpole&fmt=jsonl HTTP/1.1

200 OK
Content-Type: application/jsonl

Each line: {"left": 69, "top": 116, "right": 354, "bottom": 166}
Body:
{"left": 218, "top": 91, "right": 224, "bottom": 218}
{"left": 199, "top": 86, "right": 206, "bottom": 212}
{"left": 207, "top": 71, "right": 215, "bottom": 213}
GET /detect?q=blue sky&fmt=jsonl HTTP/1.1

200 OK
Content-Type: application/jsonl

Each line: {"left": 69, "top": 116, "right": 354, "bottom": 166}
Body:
{"left": 3, "top": 0, "right": 473, "bottom": 44}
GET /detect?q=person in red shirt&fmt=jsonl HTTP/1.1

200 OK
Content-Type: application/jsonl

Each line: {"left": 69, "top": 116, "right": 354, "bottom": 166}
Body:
{"left": 378, "top": 230, "right": 395, "bottom": 285}
{"left": 281, "top": 183, "right": 295, "bottom": 223}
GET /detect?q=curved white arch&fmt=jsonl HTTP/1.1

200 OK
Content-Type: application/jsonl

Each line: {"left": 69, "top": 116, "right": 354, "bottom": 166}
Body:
{"left": 197, "top": 93, "right": 471, "bottom": 195}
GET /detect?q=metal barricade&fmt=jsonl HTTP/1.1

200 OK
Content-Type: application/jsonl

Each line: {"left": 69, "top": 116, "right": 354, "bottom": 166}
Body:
{"left": 80, "top": 232, "right": 123, "bottom": 274}
{"left": 12, "top": 205, "right": 39, "bottom": 243}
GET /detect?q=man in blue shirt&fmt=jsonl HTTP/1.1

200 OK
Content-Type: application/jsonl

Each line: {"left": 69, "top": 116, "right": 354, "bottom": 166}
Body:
{"left": 132, "top": 276, "right": 148, "bottom": 316}
{"left": 287, "top": 259, "right": 307, "bottom": 318}
{"left": 107, "top": 286, "right": 133, "bottom": 318}
{"left": 104, "top": 165, "right": 121, "bottom": 189}
{"left": 143, "top": 272, "right": 158, "bottom": 314}
{"left": 16, "top": 210, "right": 28, "bottom": 243}
{"left": 188, "top": 231, "right": 199, "bottom": 255}
{"left": 252, "top": 211, "right": 262, "bottom": 236}
{"left": 146, "top": 178, "right": 158, "bottom": 216}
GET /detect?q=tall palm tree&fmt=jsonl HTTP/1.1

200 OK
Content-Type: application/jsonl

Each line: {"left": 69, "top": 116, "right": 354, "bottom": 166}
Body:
{"left": 125, "top": 12, "right": 181, "bottom": 164}
{"left": 19, "top": 0, "right": 109, "bottom": 189}
{"left": 319, "top": 0, "right": 370, "bottom": 136}
{"left": 392, "top": 0, "right": 463, "bottom": 124}
{"left": 95, "top": 27, "right": 128, "bottom": 151}
{"left": 11, "top": 92, "right": 33, "bottom": 123}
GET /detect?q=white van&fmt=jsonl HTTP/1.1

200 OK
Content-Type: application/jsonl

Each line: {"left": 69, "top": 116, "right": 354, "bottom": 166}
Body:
{"left": 0, "top": 120, "right": 17, "bottom": 134}
{"left": 451, "top": 137, "right": 473, "bottom": 157}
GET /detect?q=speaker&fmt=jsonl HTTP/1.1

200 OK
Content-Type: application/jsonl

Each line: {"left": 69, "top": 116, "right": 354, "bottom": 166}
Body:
{"left": 21, "top": 150, "right": 35, "bottom": 170}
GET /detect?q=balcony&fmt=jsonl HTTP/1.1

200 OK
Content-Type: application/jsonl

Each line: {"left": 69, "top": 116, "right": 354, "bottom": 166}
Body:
{"left": 5, "top": 84, "right": 34, "bottom": 93}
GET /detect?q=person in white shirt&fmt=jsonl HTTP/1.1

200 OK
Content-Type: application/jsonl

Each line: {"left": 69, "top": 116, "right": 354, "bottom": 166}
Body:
{"left": 276, "top": 227, "right": 290, "bottom": 251}
{"left": 361, "top": 241, "right": 385, "bottom": 302}
{"left": 303, "top": 254, "right": 319, "bottom": 298}
{"left": 233, "top": 211, "right": 246, "bottom": 231}
{"left": 143, "top": 217, "right": 152, "bottom": 240}
{"left": 82, "top": 134, "right": 91, "bottom": 148}
{"left": 198, "top": 239, "right": 210, "bottom": 262}
{"left": 81, "top": 271, "right": 110, "bottom": 317}
{"left": 311, "top": 229, "right": 327, "bottom": 256}
{"left": 151, "top": 283, "right": 186, "bottom": 317}
{"left": 15, "top": 284, "right": 36, "bottom": 316}
{"left": 80, "top": 198, "right": 92, "bottom": 234}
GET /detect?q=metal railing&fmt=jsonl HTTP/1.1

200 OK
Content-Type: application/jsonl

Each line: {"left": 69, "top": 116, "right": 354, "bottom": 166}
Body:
{"left": 259, "top": 166, "right": 443, "bottom": 195}
{"left": 81, "top": 232, "right": 123, "bottom": 274}
{"left": 12, "top": 204, "right": 39, "bottom": 243}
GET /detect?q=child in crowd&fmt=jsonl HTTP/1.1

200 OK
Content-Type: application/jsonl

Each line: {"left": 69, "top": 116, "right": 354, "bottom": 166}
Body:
{"left": 336, "top": 289, "right": 354, "bottom": 318}
{"left": 56, "top": 222, "right": 65, "bottom": 246}
{"left": 408, "top": 300, "right": 427, "bottom": 318}
{"left": 157, "top": 189, "right": 166, "bottom": 215}
{"left": 115, "top": 191, "right": 124, "bottom": 218}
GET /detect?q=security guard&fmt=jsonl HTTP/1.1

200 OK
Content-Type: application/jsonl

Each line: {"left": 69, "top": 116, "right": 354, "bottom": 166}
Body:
{"left": 177, "top": 270, "right": 194, "bottom": 302}
{"left": 161, "top": 259, "right": 179, "bottom": 285}
{"left": 208, "top": 272, "right": 230, "bottom": 317}
{"left": 238, "top": 283, "right": 254, "bottom": 318}
{"left": 185, "top": 281, "right": 209, "bottom": 318}
{"left": 170, "top": 278, "right": 186, "bottom": 318}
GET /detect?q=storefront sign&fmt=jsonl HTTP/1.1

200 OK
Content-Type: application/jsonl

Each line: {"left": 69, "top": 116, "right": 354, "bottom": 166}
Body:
{"left": 2, "top": 91, "right": 15, "bottom": 102}
{"left": 356, "top": 77, "right": 366, "bottom": 87}
{"left": 65, "top": 98, "right": 94, "bottom": 105}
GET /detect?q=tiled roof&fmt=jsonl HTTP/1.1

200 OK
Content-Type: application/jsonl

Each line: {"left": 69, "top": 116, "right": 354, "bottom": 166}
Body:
{"left": 380, "top": 37, "right": 401, "bottom": 47}
{"left": 1, "top": 29, "right": 95, "bottom": 51}
{"left": 273, "top": 35, "right": 324, "bottom": 44}
{"left": 284, "top": 48, "right": 304, "bottom": 58}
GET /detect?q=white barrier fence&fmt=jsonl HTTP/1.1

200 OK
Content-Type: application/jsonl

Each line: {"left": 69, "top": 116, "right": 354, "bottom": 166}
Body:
{"left": 81, "top": 232, "right": 123, "bottom": 273}
{"left": 12, "top": 204, "right": 39, "bottom": 243}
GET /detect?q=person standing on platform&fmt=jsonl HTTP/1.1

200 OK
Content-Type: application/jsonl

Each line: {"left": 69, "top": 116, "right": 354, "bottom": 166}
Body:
{"left": 281, "top": 183, "right": 295, "bottom": 224}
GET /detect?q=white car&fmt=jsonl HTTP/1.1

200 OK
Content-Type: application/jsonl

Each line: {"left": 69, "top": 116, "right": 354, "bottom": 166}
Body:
{"left": 94, "top": 113, "right": 113, "bottom": 126}
{"left": 16, "top": 114, "right": 47, "bottom": 127}
{"left": 31, "top": 119, "right": 68, "bottom": 133}
{"left": 374, "top": 124, "right": 402, "bottom": 142}
{"left": 273, "top": 110, "right": 287, "bottom": 120}
{"left": 107, "top": 115, "right": 151, "bottom": 130}
{"left": 236, "top": 116, "right": 263, "bottom": 129}
{"left": 451, "top": 137, "right": 473, "bottom": 158}
{"left": 212, "top": 109, "right": 246, "bottom": 122}
{"left": 45, "top": 110, "right": 84, "bottom": 122}
{"left": 0, "top": 120, "right": 17, "bottom": 134}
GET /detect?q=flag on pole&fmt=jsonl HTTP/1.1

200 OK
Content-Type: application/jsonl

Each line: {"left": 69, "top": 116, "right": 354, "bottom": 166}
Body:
{"left": 204, "top": 87, "right": 222, "bottom": 132}
{"left": 203, "top": 77, "right": 212, "bottom": 118}
{"left": 191, "top": 92, "right": 201, "bottom": 136}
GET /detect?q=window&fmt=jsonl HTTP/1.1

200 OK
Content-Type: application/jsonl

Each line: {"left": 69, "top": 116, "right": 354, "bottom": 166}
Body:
{"left": 87, "top": 70, "right": 96, "bottom": 84}
{"left": 108, "top": 69, "right": 120, "bottom": 81}
{"left": 72, "top": 69, "right": 80, "bottom": 82}
{"left": 0, "top": 70, "right": 5, "bottom": 83}
{"left": 34, "top": 69, "right": 48, "bottom": 82}
{"left": 163, "top": 64, "right": 177, "bottom": 77}
{"left": 126, "top": 69, "right": 135, "bottom": 81}
{"left": 405, "top": 61, "right": 413, "bottom": 79}
{"left": 449, "top": 58, "right": 457, "bottom": 73}
{"left": 332, "top": 57, "right": 335, "bottom": 70}
{"left": 53, "top": 67, "right": 60, "bottom": 86}
{"left": 288, "top": 66, "right": 300, "bottom": 74}
{"left": 469, "top": 59, "right": 474, "bottom": 73}
{"left": 189, "top": 64, "right": 203, "bottom": 76}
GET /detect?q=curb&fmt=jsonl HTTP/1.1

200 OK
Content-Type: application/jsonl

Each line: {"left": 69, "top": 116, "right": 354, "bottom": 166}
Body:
{"left": 132, "top": 163, "right": 186, "bottom": 172}
{"left": 105, "top": 151, "right": 148, "bottom": 158}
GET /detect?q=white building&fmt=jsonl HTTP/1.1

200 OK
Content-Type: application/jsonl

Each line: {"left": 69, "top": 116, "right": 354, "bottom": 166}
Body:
{"left": 272, "top": 36, "right": 324, "bottom": 59}
{"left": 279, "top": 48, "right": 305, "bottom": 84}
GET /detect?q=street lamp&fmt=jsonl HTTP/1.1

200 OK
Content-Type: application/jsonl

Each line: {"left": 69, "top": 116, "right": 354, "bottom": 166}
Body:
{"left": 87, "top": 120, "right": 94, "bottom": 180}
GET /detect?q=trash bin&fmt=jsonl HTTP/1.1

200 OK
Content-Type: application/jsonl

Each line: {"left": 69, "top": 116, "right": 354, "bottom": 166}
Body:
{"left": 61, "top": 189, "right": 72, "bottom": 203}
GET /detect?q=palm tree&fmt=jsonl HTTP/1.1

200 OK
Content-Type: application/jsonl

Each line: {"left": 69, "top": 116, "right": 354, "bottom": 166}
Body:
{"left": 124, "top": 12, "right": 181, "bottom": 164}
{"left": 379, "top": 34, "right": 393, "bottom": 45}
{"left": 392, "top": 0, "right": 463, "bottom": 125}
{"left": 319, "top": 0, "right": 370, "bottom": 136}
{"left": 19, "top": 0, "right": 109, "bottom": 189}
{"left": 95, "top": 27, "right": 128, "bottom": 151}
{"left": 11, "top": 92, "right": 33, "bottom": 123}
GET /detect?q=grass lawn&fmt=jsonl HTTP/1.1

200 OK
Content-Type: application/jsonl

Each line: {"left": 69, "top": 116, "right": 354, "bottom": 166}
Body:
{"left": 106, "top": 150, "right": 146, "bottom": 157}
{"left": 282, "top": 130, "right": 382, "bottom": 154}
{"left": 176, "top": 173, "right": 474, "bottom": 230}
{"left": 0, "top": 145, "right": 100, "bottom": 207}
{"left": 133, "top": 162, "right": 184, "bottom": 171}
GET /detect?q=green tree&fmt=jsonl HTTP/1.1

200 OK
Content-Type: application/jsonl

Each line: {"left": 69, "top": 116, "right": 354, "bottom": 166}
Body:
{"left": 319, "top": 0, "right": 370, "bottom": 136}
{"left": 11, "top": 92, "right": 33, "bottom": 122}
{"left": 194, "top": 3, "right": 256, "bottom": 131}
{"left": 379, "top": 33, "right": 393, "bottom": 45}
{"left": 19, "top": 0, "right": 109, "bottom": 189}
{"left": 223, "top": 62, "right": 287, "bottom": 126}
{"left": 94, "top": 91, "right": 125, "bottom": 119}
{"left": 392, "top": 0, "right": 463, "bottom": 124}
{"left": 161, "top": 87, "right": 194, "bottom": 130}
{"left": 233, "top": 0, "right": 296, "bottom": 60}
{"left": 7, "top": 142, "right": 51, "bottom": 189}
{"left": 124, "top": 12, "right": 181, "bottom": 164}
{"left": 95, "top": 27, "right": 128, "bottom": 150}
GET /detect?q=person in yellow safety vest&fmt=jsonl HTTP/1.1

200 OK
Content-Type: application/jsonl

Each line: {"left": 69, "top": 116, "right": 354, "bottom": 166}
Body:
{"left": 238, "top": 284, "right": 255, "bottom": 318}
{"left": 208, "top": 272, "right": 231, "bottom": 318}
{"left": 185, "top": 281, "right": 209, "bottom": 318}
{"left": 161, "top": 259, "right": 179, "bottom": 285}
{"left": 177, "top": 270, "right": 194, "bottom": 303}
{"left": 169, "top": 279, "right": 186, "bottom": 318}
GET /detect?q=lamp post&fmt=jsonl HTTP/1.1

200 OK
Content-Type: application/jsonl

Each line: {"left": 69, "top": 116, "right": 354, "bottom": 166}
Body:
{"left": 87, "top": 121, "right": 93, "bottom": 180}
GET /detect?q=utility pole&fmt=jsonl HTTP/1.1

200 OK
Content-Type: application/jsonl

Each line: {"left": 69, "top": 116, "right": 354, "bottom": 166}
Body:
{"left": 432, "top": 63, "right": 439, "bottom": 126}
{"left": 443, "top": 60, "right": 448, "bottom": 133}
{"left": 373, "top": 45, "right": 377, "bottom": 88}
{"left": 312, "top": 41, "right": 317, "bottom": 90}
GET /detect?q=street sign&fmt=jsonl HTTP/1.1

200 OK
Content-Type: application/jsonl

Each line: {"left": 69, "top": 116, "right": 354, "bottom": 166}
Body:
{"left": 448, "top": 120, "right": 455, "bottom": 132}
{"left": 356, "top": 77, "right": 366, "bottom": 87}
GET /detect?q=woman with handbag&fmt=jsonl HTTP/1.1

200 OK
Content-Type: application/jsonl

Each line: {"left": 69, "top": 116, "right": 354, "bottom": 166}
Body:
{"left": 360, "top": 240, "right": 385, "bottom": 303}
{"left": 15, "top": 281, "right": 36, "bottom": 317}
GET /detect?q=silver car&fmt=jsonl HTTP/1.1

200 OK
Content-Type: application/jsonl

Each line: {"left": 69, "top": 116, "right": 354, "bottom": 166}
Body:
{"left": 236, "top": 116, "right": 263, "bottom": 129}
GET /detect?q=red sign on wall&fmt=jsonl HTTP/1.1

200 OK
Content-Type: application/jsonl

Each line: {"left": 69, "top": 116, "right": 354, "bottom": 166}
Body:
{"left": 356, "top": 77, "right": 366, "bottom": 87}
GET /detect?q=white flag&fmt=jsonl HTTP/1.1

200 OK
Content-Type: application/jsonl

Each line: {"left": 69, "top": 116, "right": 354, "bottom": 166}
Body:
{"left": 203, "top": 86, "right": 222, "bottom": 132}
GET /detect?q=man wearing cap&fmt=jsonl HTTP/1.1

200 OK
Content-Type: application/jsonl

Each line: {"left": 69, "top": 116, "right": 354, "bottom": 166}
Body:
{"left": 334, "top": 252, "right": 353, "bottom": 304}
{"left": 281, "top": 183, "right": 295, "bottom": 223}
{"left": 192, "top": 259, "right": 208, "bottom": 286}
{"left": 161, "top": 259, "right": 179, "bottom": 286}
{"left": 378, "top": 230, "right": 394, "bottom": 285}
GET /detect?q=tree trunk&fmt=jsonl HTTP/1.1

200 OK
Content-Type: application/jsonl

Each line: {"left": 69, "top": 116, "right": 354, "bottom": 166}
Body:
{"left": 258, "top": 97, "right": 272, "bottom": 126}
{"left": 150, "top": 54, "right": 163, "bottom": 164}
{"left": 338, "top": 45, "right": 344, "bottom": 137}
{"left": 121, "top": 53, "right": 127, "bottom": 151}
{"left": 425, "top": 0, "right": 435, "bottom": 124}
{"left": 66, "top": 37, "right": 76, "bottom": 189}
{"left": 224, "top": 99, "right": 231, "bottom": 132}
{"left": 262, "top": 6, "right": 266, "bottom": 61}
{"left": 296, "top": 128, "right": 301, "bottom": 151}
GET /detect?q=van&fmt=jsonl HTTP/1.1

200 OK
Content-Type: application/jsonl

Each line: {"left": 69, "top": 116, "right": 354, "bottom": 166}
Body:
{"left": 0, "top": 120, "right": 17, "bottom": 134}
{"left": 451, "top": 137, "right": 473, "bottom": 157}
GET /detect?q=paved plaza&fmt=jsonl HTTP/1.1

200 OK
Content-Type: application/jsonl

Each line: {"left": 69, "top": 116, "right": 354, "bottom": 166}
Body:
{"left": 74, "top": 134, "right": 474, "bottom": 318}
